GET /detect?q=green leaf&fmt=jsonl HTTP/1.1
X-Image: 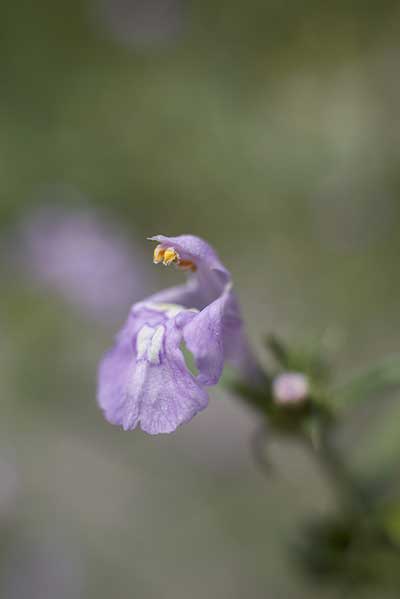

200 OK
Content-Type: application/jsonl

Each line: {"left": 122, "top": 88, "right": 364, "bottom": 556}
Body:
{"left": 332, "top": 354, "right": 400, "bottom": 408}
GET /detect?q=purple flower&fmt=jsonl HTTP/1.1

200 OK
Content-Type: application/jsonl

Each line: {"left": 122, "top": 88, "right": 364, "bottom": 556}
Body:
{"left": 18, "top": 204, "right": 149, "bottom": 321}
{"left": 98, "top": 234, "right": 257, "bottom": 434}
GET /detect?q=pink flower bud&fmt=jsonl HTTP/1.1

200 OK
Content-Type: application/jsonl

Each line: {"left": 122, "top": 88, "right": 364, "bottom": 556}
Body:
{"left": 272, "top": 372, "right": 310, "bottom": 405}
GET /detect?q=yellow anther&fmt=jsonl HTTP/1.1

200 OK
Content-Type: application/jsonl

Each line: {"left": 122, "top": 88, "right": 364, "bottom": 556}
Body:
{"left": 153, "top": 243, "right": 196, "bottom": 271}
{"left": 153, "top": 245, "right": 165, "bottom": 264}
{"left": 163, "top": 247, "right": 179, "bottom": 265}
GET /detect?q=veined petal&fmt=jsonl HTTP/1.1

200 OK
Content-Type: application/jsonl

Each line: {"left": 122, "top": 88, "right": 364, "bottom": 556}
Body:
{"left": 183, "top": 290, "right": 231, "bottom": 385}
{"left": 97, "top": 304, "right": 207, "bottom": 434}
{"left": 183, "top": 286, "right": 249, "bottom": 385}
{"left": 98, "top": 341, "right": 132, "bottom": 427}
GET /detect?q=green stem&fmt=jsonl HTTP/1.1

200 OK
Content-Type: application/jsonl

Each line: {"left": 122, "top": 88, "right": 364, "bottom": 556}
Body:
{"left": 315, "top": 430, "right": 371, "bottom": 514}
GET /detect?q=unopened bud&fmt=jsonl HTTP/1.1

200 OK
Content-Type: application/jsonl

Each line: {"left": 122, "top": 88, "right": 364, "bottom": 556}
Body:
{"left": 272, "top": 372, "right": 310, "bottom": 405}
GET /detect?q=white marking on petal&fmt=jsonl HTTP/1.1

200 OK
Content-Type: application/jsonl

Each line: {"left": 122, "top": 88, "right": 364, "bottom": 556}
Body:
{"left": 147, "top": 325, "right": 165, "bottom": 364}
{"left": 136, "top": 324, "right": 165, "bottom": 365}
{"left": 136, "top": 325, "right": 156, "bottom": 360}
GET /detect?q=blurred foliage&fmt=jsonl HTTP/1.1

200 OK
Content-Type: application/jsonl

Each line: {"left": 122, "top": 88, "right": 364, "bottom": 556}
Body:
{"left": 295, "top": 513, "right": 400, "bottom": 591}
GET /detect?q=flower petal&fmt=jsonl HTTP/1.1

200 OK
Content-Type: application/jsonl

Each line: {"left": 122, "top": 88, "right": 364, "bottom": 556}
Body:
{"left": 97, "top": 306, "right": 208, "bottom": 434}
{"left": 149, "top": 234, "right": 230, "bottom": 306}
{"left": 182, "top": 287, "right": 237, "bottom": 385}
{"left": 149, "top": 234, "right": 229, "bottom": 279}
{"left": 146, "top": 277, "right": 203, "bottom": 310}
{"left": 98, "top": 341, "right": 133, "bottom": 427}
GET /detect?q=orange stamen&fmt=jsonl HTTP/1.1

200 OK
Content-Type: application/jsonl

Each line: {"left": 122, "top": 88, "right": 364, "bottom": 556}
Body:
{"left": 153, "top": 244, "right": 196, "bottom": 271}
{"left": 177, "top": 260, "right": 197, "bottom": 272}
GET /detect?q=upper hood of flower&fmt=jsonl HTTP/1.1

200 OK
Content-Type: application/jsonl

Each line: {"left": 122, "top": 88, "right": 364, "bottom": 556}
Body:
{"left": 149, "top": 234, "right": 231, "bottom": 308}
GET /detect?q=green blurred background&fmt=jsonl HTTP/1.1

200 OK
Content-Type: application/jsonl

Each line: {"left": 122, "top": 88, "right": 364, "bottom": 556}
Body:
{"left": 1, "top": 1, "right": 400, "bottom": 597}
